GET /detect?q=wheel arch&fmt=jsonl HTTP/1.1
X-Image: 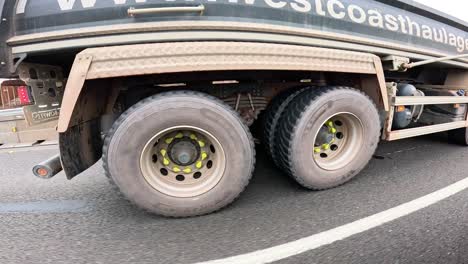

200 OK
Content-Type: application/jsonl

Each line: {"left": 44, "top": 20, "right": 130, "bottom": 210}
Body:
{"left": 58, "top": 41, "right": 389, "bottom": 133}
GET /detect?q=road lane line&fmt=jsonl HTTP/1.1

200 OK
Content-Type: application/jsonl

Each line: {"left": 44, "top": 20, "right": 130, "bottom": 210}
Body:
{"left": 0, "top": 200, "right": 90, "bottom": 213}
{"left": 197, "top": 177, "right": 468, "bottom": 264}
{"left": 0, "top": 145, "right": 58, "bottom": 154}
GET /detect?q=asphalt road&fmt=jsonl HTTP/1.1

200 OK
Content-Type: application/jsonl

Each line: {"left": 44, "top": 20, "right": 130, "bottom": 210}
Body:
{"left": 0, "top": 133, "right": 468, "bottom": 264}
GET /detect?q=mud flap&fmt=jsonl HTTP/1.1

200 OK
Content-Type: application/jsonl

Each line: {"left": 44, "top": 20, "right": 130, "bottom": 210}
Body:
{"left": 59, "top": 118, "right": 102, "bottom": 179}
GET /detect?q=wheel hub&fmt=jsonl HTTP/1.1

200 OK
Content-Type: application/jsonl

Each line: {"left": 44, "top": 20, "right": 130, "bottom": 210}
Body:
{"left": 313, "top": 113, "right": 363, "bottom": 171}
{"left": 315, "top": 126, "right": 335, "bottom": 146}
{"left": 168, "top": 138, "right": 200, "bottom": 166}
{"left": 139, "top": 127, "right": 226, "bottom": 198}
{"left": 314, "top": 120, "right": 338, "bottom": 153}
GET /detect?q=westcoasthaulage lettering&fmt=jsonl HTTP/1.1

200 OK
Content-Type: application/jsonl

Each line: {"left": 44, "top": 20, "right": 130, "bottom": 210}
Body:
{"left": 15, "top": 0, "right": 468, "bottom": 53}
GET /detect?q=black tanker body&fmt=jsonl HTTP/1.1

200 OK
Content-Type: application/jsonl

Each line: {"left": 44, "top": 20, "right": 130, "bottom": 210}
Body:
{"left": 1, "top": 1, "right": 468, "bottom": 217}
{"left": 0, "top": 0, "right": 467, "bottom": 77}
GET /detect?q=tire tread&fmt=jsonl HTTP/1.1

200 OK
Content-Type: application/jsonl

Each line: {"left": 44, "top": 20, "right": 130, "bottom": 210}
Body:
{"left": 263, "top": 86, "right": 309, "bottom": 166}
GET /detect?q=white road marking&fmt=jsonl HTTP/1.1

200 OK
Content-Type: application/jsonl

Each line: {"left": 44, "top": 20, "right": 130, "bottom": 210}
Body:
{"left": 0, "top": 145, "right": 57, "bottom": 154}
{"left": 0, "top": 200, "right": 90, "bottom": 213}
{"left": 197, "top": 177, "right": 468, "bottom": 264}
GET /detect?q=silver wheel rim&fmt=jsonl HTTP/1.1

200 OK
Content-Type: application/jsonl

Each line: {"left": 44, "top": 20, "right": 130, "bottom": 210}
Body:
{"left": 140, "top": 126, "right": 226, "bottom": 198}
{"left": 312, "top": 112, "right": 364, "bottom": 171}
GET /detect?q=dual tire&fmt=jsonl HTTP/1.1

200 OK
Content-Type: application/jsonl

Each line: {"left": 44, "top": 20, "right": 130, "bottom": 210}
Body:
{"left": 264, "top": 86, "right": 381, "bottom": 190}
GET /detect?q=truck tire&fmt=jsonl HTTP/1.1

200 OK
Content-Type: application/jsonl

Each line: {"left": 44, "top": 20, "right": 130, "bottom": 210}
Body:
{"left": 448, "top": 128, "right": 468, "bottom": 146}
{"left": 276, "top": 86, "right": 380, "bottom": 190}
{"left": 103, "top": 91, "right": 255, "bottom": 217}
{"left": 262, "top": 87, "right": 308, "bottom": 165}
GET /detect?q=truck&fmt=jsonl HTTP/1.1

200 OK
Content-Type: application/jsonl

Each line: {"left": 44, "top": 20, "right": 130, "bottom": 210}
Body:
{"left": 0, "top": 78, "right": 58, "bottom": 146}
{"left": 1, "top": 0, "right": 467, "bottom": 217}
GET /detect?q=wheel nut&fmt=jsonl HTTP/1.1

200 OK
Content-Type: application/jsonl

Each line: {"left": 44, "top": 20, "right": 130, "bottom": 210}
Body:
{"left": 160, "top": 149, "right": 167, "bottom": 156}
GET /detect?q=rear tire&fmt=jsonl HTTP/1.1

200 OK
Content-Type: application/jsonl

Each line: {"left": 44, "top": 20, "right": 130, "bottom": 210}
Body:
{"left": 276, "top": 86, "right": 380, "bottom": 190}
{"left": 103, "top": 91, "right": 255, "bottom": 217}
{"left": 448, "top": 128, "right": 468, "bottom": 146}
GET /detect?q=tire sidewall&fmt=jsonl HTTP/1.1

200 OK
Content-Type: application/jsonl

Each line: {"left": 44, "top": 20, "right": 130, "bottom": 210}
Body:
{"left": 106, "top": 94, "right": 254, "bottom": 216}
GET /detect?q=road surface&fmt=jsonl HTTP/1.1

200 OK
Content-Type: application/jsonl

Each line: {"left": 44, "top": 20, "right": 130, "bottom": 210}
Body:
{"left": 0, "top": 133, "right": 467, "bottom": 264}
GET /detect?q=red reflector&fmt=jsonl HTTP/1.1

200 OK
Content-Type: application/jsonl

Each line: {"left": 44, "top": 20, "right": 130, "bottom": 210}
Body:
{"left": 36, "top": 168, "right": 49, "bottom": 177}
{"left": 17, "top": 86, "right": 31, "bottom": 105}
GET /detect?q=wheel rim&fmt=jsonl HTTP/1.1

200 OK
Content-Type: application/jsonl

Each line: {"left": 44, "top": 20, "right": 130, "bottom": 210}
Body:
{"left": 140, "top": 126, "right": 226, "bottom": 198}
{"left": 312, "top": 112, "right": 364, "bottom": 171}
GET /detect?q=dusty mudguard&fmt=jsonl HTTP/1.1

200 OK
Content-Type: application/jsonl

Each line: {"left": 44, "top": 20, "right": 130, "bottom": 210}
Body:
{"left": 57, "top": 41, "right": 388, "bottom": 133}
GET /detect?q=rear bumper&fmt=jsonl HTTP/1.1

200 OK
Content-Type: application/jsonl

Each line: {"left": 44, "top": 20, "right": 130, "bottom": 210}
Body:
{"left": 0, "top": 107, "right": 57, "bottom": 144}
